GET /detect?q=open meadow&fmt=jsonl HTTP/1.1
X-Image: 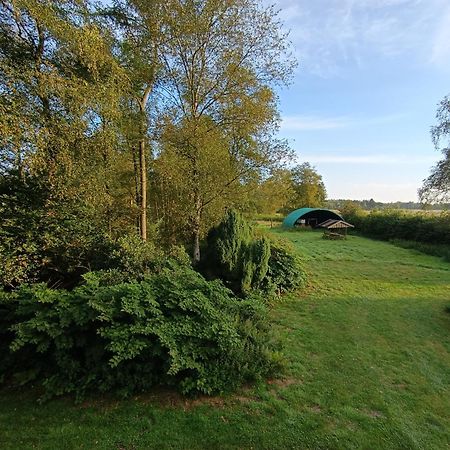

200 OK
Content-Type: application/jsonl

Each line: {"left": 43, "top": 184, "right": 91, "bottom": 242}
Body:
{"left": 1, "top": 230, "right": 449, "bottom": 450}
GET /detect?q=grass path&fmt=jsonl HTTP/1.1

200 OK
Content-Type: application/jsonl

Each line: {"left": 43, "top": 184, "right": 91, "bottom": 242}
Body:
{"left": 1, "top": 231, "right": 449, "bottom": 449}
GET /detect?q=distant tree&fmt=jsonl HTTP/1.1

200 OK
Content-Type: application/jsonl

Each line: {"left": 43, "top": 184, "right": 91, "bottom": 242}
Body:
{"left": 339, "top": 200, "right": 363, "bottom": 218}
{"left": 419, "top": 95, "right": 450, "bottom": 203}
{"left": 251, "top": 168, "right": 294, "bottom": 214}
{"left": 286, "top": 163, "right": 327, "bottom": 209}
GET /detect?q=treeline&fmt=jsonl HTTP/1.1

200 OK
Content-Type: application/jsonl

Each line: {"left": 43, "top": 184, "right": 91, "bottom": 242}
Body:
{"left": 327, "top": 199, "right": 450, "bottom": 211}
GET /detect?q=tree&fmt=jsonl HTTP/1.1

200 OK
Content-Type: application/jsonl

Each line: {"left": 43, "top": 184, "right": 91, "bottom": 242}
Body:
{"left": 250, "top": 168, "right": 294, "bottom": 214}
{"left": 152, "top": 0, "right": 295, "bottom": 261}
{"left": 0, "top": 0, "right": 137, "bottom": 286}
{"left": 151, "top": 116, "right": 243, "bottom": 248}
{"left": 419, "top": 95, "right": 450, "bottom": 204}
{"left": 0, "top": 0, "right": 131, "bottom": 224}
{"left": 339, "top": 200, "right": 362, "bottom": 218}
{"left": 286, "top": 163, "right": 327, "bottom": 210}
{"left": 104, "top": 0, "right": 169, "bottom": 241}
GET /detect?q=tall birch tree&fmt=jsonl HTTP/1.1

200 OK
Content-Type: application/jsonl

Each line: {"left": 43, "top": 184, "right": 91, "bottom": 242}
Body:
{"left": 155, "top": 0, "right": 295, "bottom": 261}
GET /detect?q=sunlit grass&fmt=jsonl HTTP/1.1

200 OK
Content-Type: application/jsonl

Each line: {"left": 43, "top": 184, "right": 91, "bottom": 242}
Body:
{"left": 1, "top": 229, "right": 449, "bottom": 449}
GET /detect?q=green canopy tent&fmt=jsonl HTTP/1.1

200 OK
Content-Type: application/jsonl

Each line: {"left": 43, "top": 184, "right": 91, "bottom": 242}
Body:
{"left": 283, "top": 208, "right": 344, "bottom": 228}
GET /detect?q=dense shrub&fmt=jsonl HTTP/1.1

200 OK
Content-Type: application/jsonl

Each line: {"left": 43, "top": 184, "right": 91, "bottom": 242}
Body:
{"left": 346, "top": 210, "right": 450, "bottom": 247}
{"left": 263, "top": 234, "right": 306, "bottom": 295}
{"left": 0, "top": 177, "right": 48, "bottom": 287}
{"left": 0, "top": 291, "right": 18, "bottom": 383}
{"left": 0, "top": 175, "right": 186, "bottom": 289}
{"left": 0, "top": 268, "right": 281, "bottom": 400}
{"left": 0, "top": 176, "right": 118, "bottom": 288}
{"left": 201, "top": 210, "right": 306, "bottom": 296}
{"left": 109, "top": 235, "right": 191, "bottom": 279}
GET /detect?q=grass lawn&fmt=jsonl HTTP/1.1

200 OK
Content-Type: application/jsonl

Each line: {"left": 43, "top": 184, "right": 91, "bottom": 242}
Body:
{"left": 1, "top": 230, "right": 449, "bottom": 449}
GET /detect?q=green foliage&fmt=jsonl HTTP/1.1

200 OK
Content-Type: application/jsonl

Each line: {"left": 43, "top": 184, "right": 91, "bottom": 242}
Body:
{"left": 1, "top": 0, "right": 296, "bottom": 266}
{"left": 241, "top": 237, "right": 271, "bottom": 295}
{"left": 0, "top": 175, "right": 118, "bottom": 288}
{"left": 0, "top": 175, "right": 188, "bottom": 288}
{"left": 346, "top": 209, "right": 450, "bottom": 249}
{"left": 202, "top": 210, "right": 306, "bottom": 296}
{"left": 420, "top": 95, "right": 450, "bottom": 203}
{"left": 1, "top": 267, "right": 280, "bottom": 400}
{"left": 338, "top": 200, "right": 364, "bottom": 218}
{"left": 110, "top": 234, "right": 165, "bottom": 278}
{"left": 0, "top": 290, "right": 18, "bottom": 383}
{"left": 0, "top": 176, "right": 45, "bottom": 286}
{"left": 263, "top": 233, "right": 306, "bottom": 295}
{"left": 284, "top": 163, "right": 327, "bottom": 211}
{"left": 214, "top": 209, "right": 253, "bottom": 276}
{"left": 247, "top": 169, "right": 294, "bottom": 215}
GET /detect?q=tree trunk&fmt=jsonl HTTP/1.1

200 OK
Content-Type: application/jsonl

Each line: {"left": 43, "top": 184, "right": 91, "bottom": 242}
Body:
{"left": 137, "top": 86, "right": 152, "bottom": 242}
{"left": 139, "top": 137, "right": 147, "bottom": 241}
{"left": 193, "top": 226, "right": 201, "bottom": 263}
{"left": 132, "top": 147, "right": 141, "bottom": 234}
{"left": 192, "top": 196, "right": 202, "bottom": 263}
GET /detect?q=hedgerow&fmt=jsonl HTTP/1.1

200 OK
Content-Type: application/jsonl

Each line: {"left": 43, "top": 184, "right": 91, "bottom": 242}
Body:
{"left": 346, "top": 210, "right": 450, "bottom": 247}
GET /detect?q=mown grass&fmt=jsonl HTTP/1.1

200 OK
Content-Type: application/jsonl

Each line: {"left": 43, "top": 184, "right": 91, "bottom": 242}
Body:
{"left": 1, "top": 230, "right": 449, "bottom": 449}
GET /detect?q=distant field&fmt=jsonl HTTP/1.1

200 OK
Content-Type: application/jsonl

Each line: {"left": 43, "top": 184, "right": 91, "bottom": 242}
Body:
{"left": 1, "top": 230, "right": 449, "bottom": 449}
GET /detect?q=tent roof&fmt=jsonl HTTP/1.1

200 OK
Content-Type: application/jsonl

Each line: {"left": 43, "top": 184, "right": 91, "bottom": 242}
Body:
{"left": 326, "top": 220, "right": 354, "bottom": 229}
{"left": 283, "top": 208, "right": 344, "bottom": 228}
{"left": 318, "top": 219, "right": 338, "bottom": 228}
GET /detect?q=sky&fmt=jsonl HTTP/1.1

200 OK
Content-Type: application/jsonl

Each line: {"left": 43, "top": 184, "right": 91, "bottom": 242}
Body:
{"left": 271, "top": 0, "right": 450, "bottom": 202}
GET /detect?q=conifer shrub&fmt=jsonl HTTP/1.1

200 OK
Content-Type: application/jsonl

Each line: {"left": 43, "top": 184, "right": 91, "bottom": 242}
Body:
{"left": 263, "top": 234, "right": 306, "bottom": 295}
{"left": 0, "top": 267, "right": 281, "bottom": 400}
{"left": 201, "top": 210, "right": 306, "bottom": 296}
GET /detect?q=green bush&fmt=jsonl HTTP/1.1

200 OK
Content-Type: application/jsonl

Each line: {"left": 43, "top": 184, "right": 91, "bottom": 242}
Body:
{"left": 202, "top": 210, "right": 266, "bottom": 294}
{"left": 201, "top": 210, "right": 306, "bottom": 296}
{"left": 346, "top": 210, "right": 450, "bottom": 256}
{"left": 0, "top": 176, "right": 119, "bottom": 288}
{"left": 241, "top": 237, "right": 271, "bottom": 295}
{"left": 0, "top": 174, "right": 189, "bottom": 289}
{"left": 263, "top": 234, "right": 306, "bottom": 295}
{"left": 1, "top": 267, "right": 281, "bottom": 400}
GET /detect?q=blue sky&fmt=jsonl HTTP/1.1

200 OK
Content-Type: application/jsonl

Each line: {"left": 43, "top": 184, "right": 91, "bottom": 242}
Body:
{"left": 272, "top": 0, "right": 450, "bottom": 201}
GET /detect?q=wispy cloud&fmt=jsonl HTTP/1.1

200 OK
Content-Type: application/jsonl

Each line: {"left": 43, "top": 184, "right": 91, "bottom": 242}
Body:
{"left": 273, "top": 0, "right": 450, "bottom": 76}
{"left": 299, "top": 154, "right": 438, "bottom": 165}
{"left": 281, "top": 113, "right": 408, "bottom": 131}
{"left": 281, "top": 115, "right": 349, "bottom": 131}
{"left": 430, "top": 6, "right": 450, "bottom": 68}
